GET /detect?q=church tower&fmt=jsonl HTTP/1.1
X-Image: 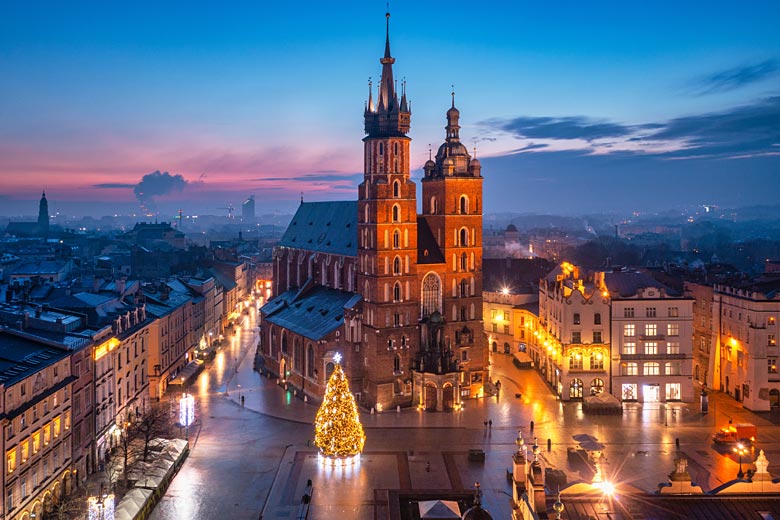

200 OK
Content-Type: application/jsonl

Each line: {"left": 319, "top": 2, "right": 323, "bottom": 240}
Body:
{"left": 419, "top": 95, "right": 486, "bottom": 396}
{"left": 37, "top": 191, "right": 49, "bottom": 235}
{"left": 357, "top": 12, "right": 419, "bottom": 409}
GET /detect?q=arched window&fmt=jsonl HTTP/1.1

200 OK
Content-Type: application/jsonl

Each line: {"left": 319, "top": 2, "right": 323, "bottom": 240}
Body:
{"left": 363, "top": 280, "right": 371, "bottom": 302}
{"left": 459, "top": 195, "right": 469, "bottom": 214}
{"left": 294, "top": 339, "right": 302, "bottom": 372}
{"left": 644, "top": 362, "right": 660, "bottom": 375}
{"left": 393, "top": 256, "right": 401, "bottom": 275}
{"left": 459, "top": 228, "right": 468, "bottom": 246}
{"left": 459, "top": 279, "right": 468, "bottom": 297}
{"left": 364, "top": 205, "right": 369, "bottom": 223}
{"left": 392, "top": 204, "right": 400, "bottom": 222}
{"left": 281, "top": 334, "right": 289, "bottom": 354}
{"left": 590, "top": 350, "right": 604, "bottom": 370}
{"left": 430, "top": 197, "right": 437, "bottom": 214}
{"left": 570, "top": 379, "right": 583, "bottom": 399}
{"left": 393, "top": 142, "right": 399, "bottom": 155}
{"left": 306, "top": 344, "right": 315, "bottom": 377}
{"left": 460, "top": 306, "right": 467, "bottom": 321}
{"left": 461, "top": 253, "right": 468, "bottom": 271}
{"left": 393, "top": 355, "right": 401, "bottom": 372}
{"left": 393, "top": 282, "right": 402, "bottom": 302}
{"left": 421, "top": 273, "right": 442, "bottom": 317}
{"left": 590, "top": 378, "right": 605, "bottom": 395}
{"left": 393, "top": 229, "right": 400, "bottom": 248}
{"left": 393, "top": 180, "right": 400, "bottom": 198}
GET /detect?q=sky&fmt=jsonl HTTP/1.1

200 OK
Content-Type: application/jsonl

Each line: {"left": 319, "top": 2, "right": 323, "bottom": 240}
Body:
{"left": 1, "top": 0, "right": 779, "bottom": 218}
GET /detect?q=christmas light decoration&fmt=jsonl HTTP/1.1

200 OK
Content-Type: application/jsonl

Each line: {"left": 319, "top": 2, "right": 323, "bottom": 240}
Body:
{"left": 179, "top": 393, "right": 195, "bottom": 427}
{"left": 314, "top": 356, "right": 365, "bottom": 465}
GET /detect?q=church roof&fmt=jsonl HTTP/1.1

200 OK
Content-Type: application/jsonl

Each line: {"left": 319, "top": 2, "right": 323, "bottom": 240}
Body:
{"left": 279, "top": 201, "right": 357, "bottom": 257}
{"left": 261, "top": 285, "right": 361, "bottom": 341}
{"left": 417, "top": 218, "right": 445, "bottom": 264}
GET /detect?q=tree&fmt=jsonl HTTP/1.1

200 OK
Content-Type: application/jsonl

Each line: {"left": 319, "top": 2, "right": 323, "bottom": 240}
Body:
{"left": 314, "top": 359, "right": 365, "bottom": 459}
{"left": 134, "top": 401, "right": 176, "bottom": 462}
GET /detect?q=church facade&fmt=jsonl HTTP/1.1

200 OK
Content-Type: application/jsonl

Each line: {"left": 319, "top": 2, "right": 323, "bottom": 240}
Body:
{"left": 259, "top": 15, "right": 487, "bottom": 411}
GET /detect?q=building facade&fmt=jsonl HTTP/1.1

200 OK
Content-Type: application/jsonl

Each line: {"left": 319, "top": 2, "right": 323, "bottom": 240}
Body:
{"left": 260, "top": 14, "right": 487, "bottom": 411}
{"left": 713, "top": 276, "right": 780, "bottom": 411}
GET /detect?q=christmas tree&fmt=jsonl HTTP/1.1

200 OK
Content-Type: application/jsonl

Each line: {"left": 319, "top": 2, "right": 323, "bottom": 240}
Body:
{"left": 314, "top": 354, "right": 365, "bottom": 461}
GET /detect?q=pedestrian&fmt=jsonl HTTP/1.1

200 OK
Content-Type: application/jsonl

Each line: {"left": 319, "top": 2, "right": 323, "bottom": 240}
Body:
{"left": 241, "top": 395, "right": 245, "bottom": 407}
{"left": 426, "top": 461, "right": 431, "bottom": 472}
{"left": 483, "top": 420, "right": 488, "bottom": 429}
{"left": 488, "top": 419, "right": 493, "bottom": 428}
{"left": 496, "top": 380, "right": 501, "bottom": 390}
{"left": 530, "top": 420, "right": 534, "bottom": 431}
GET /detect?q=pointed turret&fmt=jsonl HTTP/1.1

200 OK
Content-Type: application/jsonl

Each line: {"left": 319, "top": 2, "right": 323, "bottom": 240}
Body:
{"left": 364, "top": 11, "right": 410, "bottom": 138}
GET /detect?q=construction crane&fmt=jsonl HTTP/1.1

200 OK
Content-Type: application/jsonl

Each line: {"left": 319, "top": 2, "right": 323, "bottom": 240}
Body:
{"left": 217, "top": 204, "right": 235, "bottom": 219}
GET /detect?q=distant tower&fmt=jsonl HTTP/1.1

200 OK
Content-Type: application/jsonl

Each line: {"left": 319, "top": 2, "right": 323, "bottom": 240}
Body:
{"left": 37, "top": 191, "right": 49, "bottom": 235}
{"left": 242, "top": 195, "right": 255, "bottom": 223}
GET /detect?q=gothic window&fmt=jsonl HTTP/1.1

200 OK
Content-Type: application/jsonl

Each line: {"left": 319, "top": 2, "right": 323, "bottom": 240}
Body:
{"left": 392, "top": 204, "right": 400, "bottom": 222}
{"left": 421, "top": 273, "right": 442, "bottom": 317}
{"left": 461, "top": 253, "right": 468, "bottom": 271}
{"left": 459, "top": 279, "right": 468, "bottom": 297}
{"left": 460, "top": 306, "right": 467, "bottom": 321}
{"left": 393, "top": 282, "right": 402, "bottom": 302}
{"left": 393, "top": 256, "right": 401, "bottom": 275}
{"left": 393, "top": 229, "right": 400, "bottom": 248}
{"left": 281, "top": 334, "right": 288, "bottom": 354}
{"left": 363, "top": 280, "right": 371, "bottom": 302}
{"left": 393, "top": 180, "right": 400, "bottom": 198}
{"left": 364, "top": 205, "right": 369, "bottom": 223}
{"left": 393, "top": 142, "right": 399, "bottom": 155}
{"left": 294, "top": 339, "right": 302, "bottom": 373}
{"left": 459, "top": 228, "right": 468, "bottom": 246}
{"left": 393, "top": 355, "right": 401, "bottom": 372}
{"left": 459, "top": 195, "right": 469, "bottom": 214}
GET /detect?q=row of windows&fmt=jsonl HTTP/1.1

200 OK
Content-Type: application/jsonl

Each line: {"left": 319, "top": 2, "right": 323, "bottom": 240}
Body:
{"left": 7, "top": 388, "right": 68, "bottom": 439}
{"left": 569, "top": 351, "right": 605, "bottom": 370}
{"left": 570, "top": 331, "right": 603, "bottom": 344}
{"left": 623, "top": 306, "right": 679, "bottom": 318}
{"left": 6, "top": 413, "right": 69, "bottom": 474}
{"left": 622, "top": 341, "right": 680, "bottom": 355}
{"left": 572, "top": 313, "right": 601, "bottom": 325}
{"left": 621, "top": 361, "right": 682, "bottom": 376}
{"left": 624, "top": 323, "right": 680, "bottom": 337}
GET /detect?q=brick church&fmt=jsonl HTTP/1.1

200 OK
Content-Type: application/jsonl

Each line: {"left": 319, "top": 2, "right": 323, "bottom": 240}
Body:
{"left": 259, "top": 13, "right": 486, "bottom": 412}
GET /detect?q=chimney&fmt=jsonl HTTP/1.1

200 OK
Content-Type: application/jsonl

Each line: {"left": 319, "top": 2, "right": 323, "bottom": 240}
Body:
{"left": 116, "top": 278, "right": 126, "bottom": 295}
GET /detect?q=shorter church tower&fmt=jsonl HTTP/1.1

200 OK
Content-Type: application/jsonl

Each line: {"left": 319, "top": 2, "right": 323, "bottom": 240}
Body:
{"left": 38, "top": 191, "right": 49, "bottom": 235}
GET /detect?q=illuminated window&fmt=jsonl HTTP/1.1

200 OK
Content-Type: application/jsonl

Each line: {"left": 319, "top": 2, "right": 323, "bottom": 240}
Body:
{"left": 769, "top": 358, "right": 778, "bottom": 374}
{"left": 622, "top": 383, "right": 637, "bottom": 401}
{"left": 54, "top": 417, "right": 61, "bottom": 437}
{"left": 667, "top": 324, "right": 679, "bottom": 336}
{"left": 644, "top": 362, "right": 660, "bottom": 376}
{"left": 645, "top": 324, "right": 657, "bottom": 336}
{"left": 570, "top": 353, "right": 583, "bottom": 370}
{"left": 667, "top": 342, "right": 680, "bottom": 354}
{"left": 645, "top": 342, "right": 658, "bottom": 355}
{"left": 32, "top": 432, "right": 40, "bottom": 453}
{"left": 43, "top": 425, "right": 50, "bottom": 445}
{"left": 6, "top": 450, "right": 16, "bottom": 474}
{"left": 623, "top": 342, "right": 636, "bottom": 355}
{"left": 666, "top": 383, "right": 681, "bottom": 400}
{"left": 624, "top": 324, "right": 635, "bottom": 337}
{"left": 590, "top": 351, "right": 604, "bottom": 370}
{"left": 623, "top": 363, "right": 638, "bottom": 376}
{"left": 21, "top": 441, "right": 28, "bottom": 463}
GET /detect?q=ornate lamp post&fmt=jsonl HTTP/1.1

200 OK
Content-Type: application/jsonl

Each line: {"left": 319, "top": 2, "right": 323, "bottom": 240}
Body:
{"left": 733, "top": 442, "right": 748, "bottom": 479}
{"left": 87, "top": 493, "right": 115, "bottom": 520}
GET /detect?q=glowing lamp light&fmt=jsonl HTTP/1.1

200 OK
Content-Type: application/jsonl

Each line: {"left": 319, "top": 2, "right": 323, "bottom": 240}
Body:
{"left": 88, "top": 494, "right": 115, "bottom": 520}
{"left": 501, "top": 287, "right": 510, "bottom": 295}
{"left": 598, "top": 480, "right": 615, "bottom": 497}
{"left": 179, "top": 393, "right": 195, "bottom": 427}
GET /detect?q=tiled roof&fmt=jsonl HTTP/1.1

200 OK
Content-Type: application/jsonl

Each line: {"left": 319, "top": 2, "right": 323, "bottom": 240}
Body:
{"left": 0, "top": 331, "right": 70, "bottom": 386}
{"left": 417, "top": 218, "right": 444, "bottom": 264}
{"left": 261, "top": 285, "right": 361, "bottom": 341}
{"left": 605, "top": 270, "right": 680, "bottom": 297}
{"left": 278, "top": 201, "right": 357, "bottom": 257}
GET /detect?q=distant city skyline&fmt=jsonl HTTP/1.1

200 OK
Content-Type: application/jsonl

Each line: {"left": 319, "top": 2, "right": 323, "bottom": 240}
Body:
{"left": 1, "top": 1, "right": 779, "bottom": 217}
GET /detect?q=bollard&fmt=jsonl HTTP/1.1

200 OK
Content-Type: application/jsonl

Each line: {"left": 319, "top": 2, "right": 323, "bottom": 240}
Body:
{"left": 371, "top": 407, "right": 375, "bottom": 415}
{"left": 530, "top": 420, "right": 535, "bottom": 431}
{"left": 547, "top": 438, "right": 552, "bottom": 452}
{"left": 397, "top": 405, "right": 401, "bottom": 413}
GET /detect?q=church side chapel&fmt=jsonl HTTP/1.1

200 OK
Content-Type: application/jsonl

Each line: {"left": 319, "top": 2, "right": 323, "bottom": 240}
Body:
{"left": 260, "top": 12, "right": 486, "bottom": 412}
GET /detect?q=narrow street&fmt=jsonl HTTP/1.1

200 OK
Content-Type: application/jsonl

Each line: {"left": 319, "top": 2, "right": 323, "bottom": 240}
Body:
{"left": 149, "top": 308, "right": 309, "bottom": 520}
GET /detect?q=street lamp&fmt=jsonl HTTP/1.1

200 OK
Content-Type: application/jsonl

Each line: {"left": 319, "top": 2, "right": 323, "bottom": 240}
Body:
{"left": 733, "top": 442, "right": 748, "bottom": 479}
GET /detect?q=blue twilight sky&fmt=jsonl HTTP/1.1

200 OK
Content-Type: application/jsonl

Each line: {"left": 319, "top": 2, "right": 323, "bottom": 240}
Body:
{"left": 1, "top": 0, "right": 779, "bottom": 217}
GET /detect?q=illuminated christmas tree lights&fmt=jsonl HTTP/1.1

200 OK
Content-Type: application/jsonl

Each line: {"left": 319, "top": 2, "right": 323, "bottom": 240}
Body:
{"left": 314, "top": 354, "right": 365, "bottom": 464}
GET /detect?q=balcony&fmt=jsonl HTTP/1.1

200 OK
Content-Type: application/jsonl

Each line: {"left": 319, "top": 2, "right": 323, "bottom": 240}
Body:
{"left": 639, "top": 334, "right": 666, "bottom": 341}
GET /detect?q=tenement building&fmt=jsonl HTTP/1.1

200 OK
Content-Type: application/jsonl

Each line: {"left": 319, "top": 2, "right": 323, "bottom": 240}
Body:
{"left": 260, "top": 14, "right": 487, "bottom": 411}
{"left": 713, "top": 274, "right": 780, "bottom": 411}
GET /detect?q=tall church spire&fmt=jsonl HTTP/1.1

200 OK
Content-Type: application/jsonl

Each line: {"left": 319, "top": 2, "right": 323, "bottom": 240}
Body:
{"left": 364, "top": 10, "right": 410, "bottom": 137}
